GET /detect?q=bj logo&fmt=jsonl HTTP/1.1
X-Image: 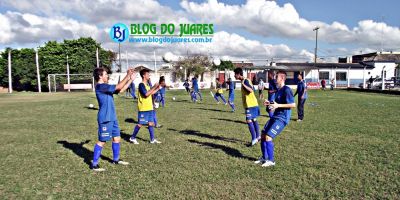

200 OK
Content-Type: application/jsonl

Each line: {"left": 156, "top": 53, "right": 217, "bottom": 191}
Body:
{"left": 109, "top": 23, "right": 128, "bottom": 43}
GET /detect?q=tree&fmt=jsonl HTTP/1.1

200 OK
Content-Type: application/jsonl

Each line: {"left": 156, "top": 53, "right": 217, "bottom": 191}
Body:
{"left": 212, "top": 60, "right": 234, "bottom": 71}
{"left": 175, "top": 54, "right": 212, "bottom": 81}
{"left": 0, "top": 37, "right": 116, "bottom": 91}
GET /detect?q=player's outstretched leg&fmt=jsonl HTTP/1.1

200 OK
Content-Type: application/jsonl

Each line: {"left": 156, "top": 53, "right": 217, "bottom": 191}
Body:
{"left": 148, "top": 122, "right": 161, "bottom": 144}
{"left": 252, "top": 119, "right": 260, "bottom": 140}
{"left": 229, "top": 101, "right": 235, "bottom": 112}
{"left": 214, "top": 94, "right": 220, "bottom": 103}
{"left": 221, "top": 95, "right": 227, "bottom": 105}
{"left": 247, "top": 120, "right": 257, "bottom": 146}
{"left": 130, "top": 124, "right": 141, "bottom": 144}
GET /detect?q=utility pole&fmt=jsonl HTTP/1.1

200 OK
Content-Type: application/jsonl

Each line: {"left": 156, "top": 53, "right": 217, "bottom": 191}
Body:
{"left": 313, "top": 26, "right": 319, "bottom": 64}
{"left": 118, "top": 43, "right": 121, "bottom": 72}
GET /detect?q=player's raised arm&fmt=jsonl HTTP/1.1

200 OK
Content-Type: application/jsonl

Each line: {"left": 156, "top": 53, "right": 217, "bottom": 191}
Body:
{"left": 119, "top": 69, "right": 136, "bottom": 93}
{"left": 115, "top": 69, "right": 134, "bottom": 93}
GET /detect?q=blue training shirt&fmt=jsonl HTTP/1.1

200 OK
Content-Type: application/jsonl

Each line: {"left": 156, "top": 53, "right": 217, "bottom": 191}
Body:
{"left": 272, "top": 85, "right": 295, "bottom": 125}
{"left": 138, "top": 83, "right": 148, "bottom": 96}
{"left": 192, "top": 79, "right": 199, "bottom": 91}
{"left": 268, "top": 79, "right": 278, "bottom": 101}
{"left": 296, "top": 80, "right": 308, "bottom": 99}
{"left": 160, "top": 87, "right": 166, "bottom": 94}
{"left": 95, "top": 84, "right": 117, "bottom": 123}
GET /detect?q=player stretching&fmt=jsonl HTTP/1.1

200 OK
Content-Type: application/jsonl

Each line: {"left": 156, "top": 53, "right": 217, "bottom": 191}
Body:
{"left": 255, "top": 71, "right": 295, "bottom": 167}
{"left": 267, "top": 72, "right": 278, "bottom": 117}
{"left": 129, "top": 68, "right": 163, "bottom": 144}
{"left": 192, "top": 76, "right": 202, "bottom": 101}
{"left": 214, "top": 78, "right": 227, "bottom": 105}
{"left": 226, "top": 78, "right": 235, "bottom": 112}
{"left": 234, "top": 68, "right": 261, "bottom": 146}
{"left": 91, "top": 67, "right": 135, "bottom": 171}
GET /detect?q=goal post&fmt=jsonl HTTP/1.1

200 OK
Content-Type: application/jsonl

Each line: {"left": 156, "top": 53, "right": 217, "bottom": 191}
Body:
{"left": 48, "top": 74, "right": 95, "bottom": 92}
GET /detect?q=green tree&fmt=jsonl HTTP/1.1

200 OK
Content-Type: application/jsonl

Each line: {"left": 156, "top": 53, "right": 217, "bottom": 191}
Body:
{"left": 175, "top": 54, "right": 212, "bottom": 81}
{"left": 0, "top": 37, "right": 116, "bottom": 91}
{"left": 212, "top": 60, "right": 234, "bottom": 71}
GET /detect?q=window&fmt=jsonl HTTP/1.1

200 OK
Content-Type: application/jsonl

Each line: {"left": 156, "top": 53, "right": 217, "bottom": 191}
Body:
{"left": 319, "top": 71, "right": 329, "bottom": 80}
{"left": 336, "top": 72, "right": 347, "bottom": 81}
{"left": 286, "top": 72, "right": 294, "bottom": 79}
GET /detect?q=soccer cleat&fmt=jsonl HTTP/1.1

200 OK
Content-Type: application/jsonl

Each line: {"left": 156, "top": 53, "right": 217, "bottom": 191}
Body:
{"left": 91, "top": 165, "right": 105, "bottom": 172}
{"left": 217, "top": 101, "right": 220, "bottom": 104}
{"left": 297, "top": 119, "right": 302, "bottom": 122}
{"left": 224, "top": 103, "right": 228, "bottom": 106}
{"left": 129, "top": 138, "right": 139, "bottom": 144}
{"left": 254, "top": 157, "right": 266, "bottom": 164}
{"left": 150, "top": 139, "right": 162, "bottom": 144}
{"left": 251, "top": 139, "right": 258, "bottom": 146}
{"left": 155, "top": 124, "right": 163, "bottom": 128}
{"left": 261, "top": 160, "right": 276, "bottom": 167}
{"left": 112, "top": 160, "right": 129, "bottom": 165}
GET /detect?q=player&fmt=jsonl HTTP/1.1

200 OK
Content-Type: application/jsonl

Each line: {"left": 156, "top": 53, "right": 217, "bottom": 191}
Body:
{"left": 91, "top": 67, "right": 135, "bottom": 171}
{"left": 255, "top": 71, "right": 296, "bottom": 167}
{"left": 214, "top": 78, "right": 227, "bottom": 105}
{"left": 234, "top": 67, "right": 261, "bottom": 146}
{"left": 294, "top": 74, "right": 307, "bottom": 122}
{"left": 183, "top": 79, "right": 190, "bottom": 93}
{"left": 129, "top": 68, "right": 163, "bottom": 144}
{"left": 226, "top": 78, "right": 235, "bottom": 112}
{"left": 192, "top": 75, "right": 202, "bottom": 101}
{"left": 267, "top": 72, "right": 278, "bottom": 117}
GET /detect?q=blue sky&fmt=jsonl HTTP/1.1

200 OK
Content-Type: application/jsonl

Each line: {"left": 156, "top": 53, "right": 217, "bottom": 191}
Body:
{"left": 1, "top": 0, "right": 399, "bottom": 62}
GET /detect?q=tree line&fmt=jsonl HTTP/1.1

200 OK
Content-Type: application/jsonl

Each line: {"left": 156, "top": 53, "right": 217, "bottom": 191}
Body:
{"left": 0, "top": 37, "right": 116, "bottom": 91}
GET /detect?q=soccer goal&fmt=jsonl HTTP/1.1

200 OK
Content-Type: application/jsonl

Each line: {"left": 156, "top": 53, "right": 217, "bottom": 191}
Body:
{"left": 47, "top": 74, "right": 94, "bottom": 92}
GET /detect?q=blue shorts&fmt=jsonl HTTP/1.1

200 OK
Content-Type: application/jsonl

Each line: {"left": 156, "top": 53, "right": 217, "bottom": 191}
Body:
{"left": 138, "top": 111, "right": 154, "bottom": 125}
{"left": 228, "top": 92, "right": 234, "bottom": 102}
{"left": 262, "top": 118, "right": 286, "bottom": 139}
{"left": 98, "top": 121, "right": 120, "bottom": 141}
{"left": 245, "top": 106, "right": 260, "bottom": 120}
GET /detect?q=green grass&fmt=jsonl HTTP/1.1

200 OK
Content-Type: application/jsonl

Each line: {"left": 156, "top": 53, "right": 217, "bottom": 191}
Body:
{"left": 0, "top": 89, "right": 399, "bottom": 199}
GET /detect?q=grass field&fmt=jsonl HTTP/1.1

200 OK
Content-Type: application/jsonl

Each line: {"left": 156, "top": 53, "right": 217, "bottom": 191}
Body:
{"left": 0, "top": 89, "right": 399, "bottom": 199}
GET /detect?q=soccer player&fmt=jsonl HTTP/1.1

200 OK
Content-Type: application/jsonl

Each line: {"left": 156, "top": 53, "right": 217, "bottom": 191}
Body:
{"left": 294, "top": 74, "right": 307, "bottom": 122}
{"left": 183, "top": 79, "right": 190, "bottom": 93}
{"left": 267, "top": 72, "right": 278, "bottom": 117}
{"left": 192, "top": 76, "right": 202, "bottom": 101}
{"left": 234, "top": 67, "right": 261, "bottom": 146}
{"left": 129, "top": 81, "right": 137, "bottom": 99}
{"left": 226, "top": 78, "right": 236, "bottom": 112}
{"left": 129, "top": 68, "right": 163, "bottom": 144}
{"left": 158, "top": 76, "right": 166, "bottom": 107}
{"left": 91, "top": 67, "right": 135, "bottom": 171}
{"left": 258, "top": 78, "right": 265, "bottom": 100}
{"left": 255, "top": 71, "right": 295, "bottom": 167}
{"left": 213, "top": 78, "right": 227, "bottom": 105}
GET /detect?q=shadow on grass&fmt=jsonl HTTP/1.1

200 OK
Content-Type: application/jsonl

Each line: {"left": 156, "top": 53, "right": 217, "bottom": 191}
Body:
{"left": 168, "top": 128, "right": 243, "bottom": 143}
{"left": 57, "top": 140, "right": 113, "bottom": 167}
{"left": 120, "top": 130, "right": 149, "bottom": 143}
{"left": 191, "top": 107, "right": 232, "bottom": 113}
{"left": 188, "top": 139, "right": 253, "bottom": 161}
{"left": 125, "top": 118, "right": 138, "bottom": 123}
{"left": 84, "top": 106, "right": 98, "bottom": 110}
{"left": 210, "top": 117, "right": 247, "bottom": 125}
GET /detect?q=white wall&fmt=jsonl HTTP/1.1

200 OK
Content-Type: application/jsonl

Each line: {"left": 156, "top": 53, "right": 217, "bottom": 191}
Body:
{"left": 370, "top": 62, "right": 397, "bottom": 79}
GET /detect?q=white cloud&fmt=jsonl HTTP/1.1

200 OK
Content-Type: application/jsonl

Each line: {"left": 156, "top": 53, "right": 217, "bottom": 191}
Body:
{"left": 0, "top": 11, "right": 103, "bottom": 45}
{"left": 181, "top": 0, "right": 400, "bottom": 49}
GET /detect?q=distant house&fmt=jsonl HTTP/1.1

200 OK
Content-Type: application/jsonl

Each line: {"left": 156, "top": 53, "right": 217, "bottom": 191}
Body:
{"left": 350, "top": 51, "right": 400, "bottom": 80}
